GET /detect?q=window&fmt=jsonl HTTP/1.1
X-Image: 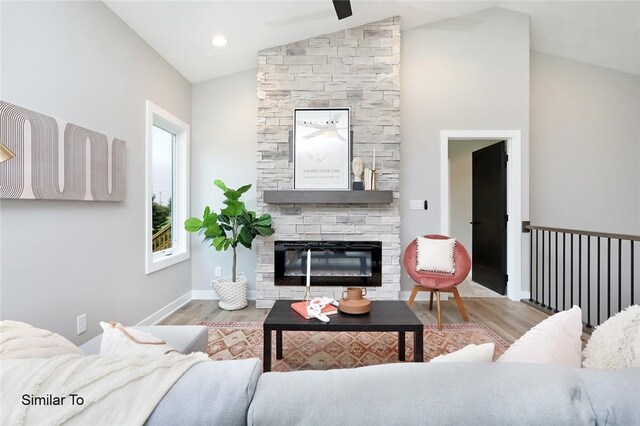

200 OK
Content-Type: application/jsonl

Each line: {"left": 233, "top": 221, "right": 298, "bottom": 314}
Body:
{"left": 152, "top": 126, "right": 175, "bottom": 253}
{"left": 145, "top": 101, "right": 190, "bottom": 274}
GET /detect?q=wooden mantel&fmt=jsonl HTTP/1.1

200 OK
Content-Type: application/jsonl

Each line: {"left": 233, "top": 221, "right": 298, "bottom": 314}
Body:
{"left": 263, "top": 190, "right": 394, "bottom": 204}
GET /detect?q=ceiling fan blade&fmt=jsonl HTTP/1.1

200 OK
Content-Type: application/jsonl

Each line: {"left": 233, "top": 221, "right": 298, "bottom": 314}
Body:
{"left": 332, "top": 0, "right": 352, "bottom": 20}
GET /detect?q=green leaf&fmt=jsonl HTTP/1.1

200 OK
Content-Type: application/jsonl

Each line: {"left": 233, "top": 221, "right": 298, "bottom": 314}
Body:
{"left": 184, "top": 218, "right": 203, "bottom": 232}
{"left": 221, "top": 200, "right": 244, "bottom": 217}
{"left": 203, "top": 206, "right": 210, "bottom": 217}
{"left": 212, "top": 236, "right": 226, "bottom": 251}
{"left": 238, "top": 227, "right": 253, "bottom": 245}
{"left": 237, "top": 184, "right": 251, "bottom": 195}
{"left": 224, "top": 190, "right": 241, "bottom": 200}
{"left": 204, "top": 223, "right": 221, "bottom": 237}
{"left": 214, "top": 179, "right": 227, "bottom": 191}
{"left": 203, "top": 211, "right": 218, "bottom": 228}
{"left": 254, "top": 215, "right": 272, "bottom": 227}
{"left": 218, "top": 214, "right": 230, "bottom": 224}
{"left": 254, "top": 225, "right": 275, "bottom": 236}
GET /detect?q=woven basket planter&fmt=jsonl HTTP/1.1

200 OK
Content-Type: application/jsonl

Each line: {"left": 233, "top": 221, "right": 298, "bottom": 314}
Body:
{"left": 211, "top": 273, "right": 248, "bottom": 311}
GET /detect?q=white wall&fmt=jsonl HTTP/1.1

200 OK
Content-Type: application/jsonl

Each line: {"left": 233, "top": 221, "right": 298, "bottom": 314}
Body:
{"left": 186, "top": 7, "right": 532, "bottom": 297}
{"left": 0, "top": 1, "right": 192, "bottom": 343}
{"left": 400, "top": 8, "right": 530, "bottom": 292}
{"left": 530, "top": 52, "right": 640, "bottom": 234}
{"left": 448, "top": 140, "right": 500, "bottom": 261}
{"left": 190, "top": 69, "right": 258, "bottom": 295}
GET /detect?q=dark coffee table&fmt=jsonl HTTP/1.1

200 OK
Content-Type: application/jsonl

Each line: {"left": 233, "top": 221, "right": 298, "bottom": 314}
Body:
{"left": 262, "top": 300, "right": 424, "bottom": 372}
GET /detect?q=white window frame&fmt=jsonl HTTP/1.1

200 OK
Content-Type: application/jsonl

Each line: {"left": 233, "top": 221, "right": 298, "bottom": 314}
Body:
{"left": 145, "top": 101, "right": 190, "bottom": 274}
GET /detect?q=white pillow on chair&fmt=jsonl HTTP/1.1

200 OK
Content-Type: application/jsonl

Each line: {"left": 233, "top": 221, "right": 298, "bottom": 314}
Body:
{"left": 416, "top": 236, "right": 456, "bottom": 274}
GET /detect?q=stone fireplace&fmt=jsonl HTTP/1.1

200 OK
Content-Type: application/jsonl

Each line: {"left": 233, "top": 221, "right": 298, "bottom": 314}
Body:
{"left": 255, "top": 17, "right": 401, "bottom": 308}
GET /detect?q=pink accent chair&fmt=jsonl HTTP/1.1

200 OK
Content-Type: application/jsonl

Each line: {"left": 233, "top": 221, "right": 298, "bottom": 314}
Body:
{"left": 404, "top": 235, "right": 471, "bottom": 330}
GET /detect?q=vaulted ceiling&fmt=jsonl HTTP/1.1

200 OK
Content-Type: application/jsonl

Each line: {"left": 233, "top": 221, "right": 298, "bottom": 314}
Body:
{"left": 104, "top": 1, "right": 640, "bottom": 83}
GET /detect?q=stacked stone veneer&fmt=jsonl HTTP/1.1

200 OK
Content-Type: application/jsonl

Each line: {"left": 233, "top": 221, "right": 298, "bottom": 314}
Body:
{"left": 255, "top": 17, "right": 401, "bottom": 308}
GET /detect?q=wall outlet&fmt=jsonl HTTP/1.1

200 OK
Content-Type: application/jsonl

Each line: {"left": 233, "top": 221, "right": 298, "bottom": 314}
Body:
{"left": 76, "top": 314, "right": 87, "bottom": 335}
{"left": 215, "top": 267, "right": 222, "bottom": 277}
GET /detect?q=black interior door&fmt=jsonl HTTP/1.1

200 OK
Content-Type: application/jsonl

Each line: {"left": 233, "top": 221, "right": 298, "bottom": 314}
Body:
{"left": 471, "top": 142, "right": 507, "bottom": 295}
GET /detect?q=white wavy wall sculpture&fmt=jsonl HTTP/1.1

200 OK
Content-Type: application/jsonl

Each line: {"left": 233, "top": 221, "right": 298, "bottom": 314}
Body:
{"left": 0, "top": 101, "right": 126, "bottom": 201}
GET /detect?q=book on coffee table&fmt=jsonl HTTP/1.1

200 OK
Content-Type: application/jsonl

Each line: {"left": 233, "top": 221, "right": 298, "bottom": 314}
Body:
{"left": 291, "top": 301, "right": 338, "bottom": 319}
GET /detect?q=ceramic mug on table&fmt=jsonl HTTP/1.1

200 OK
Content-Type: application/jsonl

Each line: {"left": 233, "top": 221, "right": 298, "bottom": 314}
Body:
{"left": 342, "top": 287, "right": 367, "bottom": 301}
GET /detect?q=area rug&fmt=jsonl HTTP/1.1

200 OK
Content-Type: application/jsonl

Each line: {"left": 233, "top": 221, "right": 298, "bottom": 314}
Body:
{"left": 196, "top": 321, "right": 510, "bottom": 372}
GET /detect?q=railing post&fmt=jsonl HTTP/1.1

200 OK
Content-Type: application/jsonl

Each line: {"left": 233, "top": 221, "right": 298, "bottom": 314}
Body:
{"left": 632, "top": 242, "right": 635, "bottom": 305}
{"left": 618, "top": 239, "right": 622, "bottom": 313}
{"left": 579, "top": 235, "right": 582, "bottom": 313}
{"left": 541, "top": 231, "right": 545, "bottom": 308}
{"left": 562, "top": 232, "right": 566, "bottom": 311}
{"left": 555, "top": 232, "right": 559, "bottom": 313}
{"left": 570, "top": 233, "right": 574, "bottom": 307}
{"left": 548, "top": 230, "right": 552, "bottom": 310}
{"left": 536, "top": 229, "right": 540, "bottom": 304}
{"left": 529, "top": 229, "right": 533, "bottom": 302}
{"left": 587, "top": 236, "right": 592, "bottom": 328}
{"left": 597, "top": 237, "right": 601, "bottom": 326}
{"left": 607, "top": 238, "right": 611, "bottom": 321}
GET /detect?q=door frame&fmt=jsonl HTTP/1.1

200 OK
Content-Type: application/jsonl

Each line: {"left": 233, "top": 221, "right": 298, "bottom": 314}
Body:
{"left": 440, "top": 130, "right": 523, "bottom": 301}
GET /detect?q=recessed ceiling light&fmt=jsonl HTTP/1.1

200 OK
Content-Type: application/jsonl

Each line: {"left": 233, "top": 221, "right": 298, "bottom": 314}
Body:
{"left": 212, "top": 35, "right": 227, "bottom": 47}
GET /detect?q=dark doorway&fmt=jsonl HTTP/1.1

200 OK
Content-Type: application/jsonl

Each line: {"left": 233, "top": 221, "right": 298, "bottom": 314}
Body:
{"left": 471, "top": 141, "right": 507, "bottom": 295}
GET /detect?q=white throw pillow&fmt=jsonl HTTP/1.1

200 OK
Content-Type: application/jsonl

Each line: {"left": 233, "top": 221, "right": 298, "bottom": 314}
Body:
{"left": 582, "top": 305, "right": 640, "bottom": 370}
{"left": 496, "top": 306, "right": 583, "bottom": 368}
{"left": 99, "top": 321, "right": 177, "bottom": 356}
{"left": 416, "top": 237, "right": 456, "bottom": 274}
{"left": 430, "top": 343, "right": 495, "bottom": 363}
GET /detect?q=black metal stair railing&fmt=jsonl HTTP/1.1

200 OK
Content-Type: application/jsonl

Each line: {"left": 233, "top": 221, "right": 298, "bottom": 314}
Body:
{"left": 524, "top": 224, "right": 639, "bottom": 327}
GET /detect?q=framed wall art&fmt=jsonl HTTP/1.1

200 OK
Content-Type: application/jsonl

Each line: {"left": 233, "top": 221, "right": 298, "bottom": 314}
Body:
{"left": 0, "top": 100, "right": 126, "bottom": 201}
{"left": 293, "top": 108, "right": 350, "bottom": 190}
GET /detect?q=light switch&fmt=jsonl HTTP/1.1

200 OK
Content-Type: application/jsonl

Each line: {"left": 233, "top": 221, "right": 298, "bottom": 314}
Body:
{"left": 410, "top": 200, "right": 427, "bottom": 210}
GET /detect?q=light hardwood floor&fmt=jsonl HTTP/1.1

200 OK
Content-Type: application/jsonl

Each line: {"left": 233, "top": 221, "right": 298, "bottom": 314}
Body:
{"left": 160, "top": 297, "right": 585, "bottom": 345}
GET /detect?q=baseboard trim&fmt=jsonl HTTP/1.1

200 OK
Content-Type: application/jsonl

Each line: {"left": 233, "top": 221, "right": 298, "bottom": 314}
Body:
{"left": 137, "top": 291, "right": 192, "bottom": 326}
{"left": 191, "top": 290, "right": 258, "bottom": 301}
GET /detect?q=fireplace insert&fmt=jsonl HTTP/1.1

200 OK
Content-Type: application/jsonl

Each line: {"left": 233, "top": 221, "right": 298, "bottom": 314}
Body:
{"left": 274, "top": 241, "right": 382, "bottom": 287}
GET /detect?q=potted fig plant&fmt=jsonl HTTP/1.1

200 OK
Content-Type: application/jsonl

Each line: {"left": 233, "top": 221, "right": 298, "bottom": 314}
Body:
{"left": 185, "top": 180, "right": 274, "bottom": 310}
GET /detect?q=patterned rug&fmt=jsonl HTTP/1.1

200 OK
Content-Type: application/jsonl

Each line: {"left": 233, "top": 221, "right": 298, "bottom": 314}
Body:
{"left": 197, "top": 321, "right": 510, "bottom": 372}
